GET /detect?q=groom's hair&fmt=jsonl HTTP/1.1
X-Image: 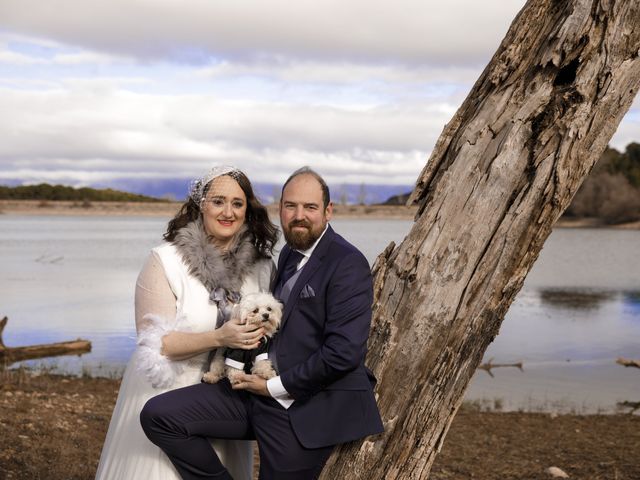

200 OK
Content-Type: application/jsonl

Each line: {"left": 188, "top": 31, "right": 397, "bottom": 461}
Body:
{"left": 281, "top": 167, "right": 331, "bottom": 209}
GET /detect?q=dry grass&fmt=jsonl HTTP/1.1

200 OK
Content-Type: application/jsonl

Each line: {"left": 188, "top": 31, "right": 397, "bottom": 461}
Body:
{"left": 1, "top": 368, "right": 639, "bottom": 479}
{"left": 0, "top": 368, "right": 120, "bottom": 480}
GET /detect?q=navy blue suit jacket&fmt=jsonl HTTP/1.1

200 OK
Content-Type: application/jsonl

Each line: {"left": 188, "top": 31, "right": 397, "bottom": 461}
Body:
{"left": 271, "top": 225, "right": 384, "bottom": 448}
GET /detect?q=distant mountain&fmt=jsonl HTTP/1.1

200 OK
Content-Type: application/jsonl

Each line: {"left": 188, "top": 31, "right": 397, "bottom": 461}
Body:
{"left": 94, "top": 178, "right": 414, "bottom": 206}
{"left": 380, "top": 191, "right": 412, "bottom": 205}
{"left": 2, "top": 166, "right": 420, "bottom": 205}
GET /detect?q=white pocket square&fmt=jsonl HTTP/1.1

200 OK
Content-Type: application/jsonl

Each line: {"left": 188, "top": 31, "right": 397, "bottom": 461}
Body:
{"left": 299, "top": 284, "right": 315, "bottom": 298}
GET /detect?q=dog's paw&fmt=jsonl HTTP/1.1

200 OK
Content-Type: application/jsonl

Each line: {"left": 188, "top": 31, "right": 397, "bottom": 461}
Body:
{"left": 202, "top": 371, "right": 222, "bottom": 384}
{"left": 251, "top": 360, "right": 277, "bottom": 380}
{"left": 226, "top": 367, "right": 244, "bottom": 385}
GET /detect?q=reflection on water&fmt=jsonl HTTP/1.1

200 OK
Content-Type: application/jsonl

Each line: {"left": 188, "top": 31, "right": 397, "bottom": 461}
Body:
{"left": 538, "top": 289, "right": 615, "bottom": 310}
{"left": 1, "top": 215, "right": 639, "bottom": 413}
{"left": 623, "top": 292, "right": 640, "bottom": 319}
{"left": 466, "top": 285, "right": 640, "bottom": 413}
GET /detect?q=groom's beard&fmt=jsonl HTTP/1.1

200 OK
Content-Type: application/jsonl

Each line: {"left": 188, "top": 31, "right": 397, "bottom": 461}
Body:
{"left": 282, "top": 219, "right": 325, "bottom": 251}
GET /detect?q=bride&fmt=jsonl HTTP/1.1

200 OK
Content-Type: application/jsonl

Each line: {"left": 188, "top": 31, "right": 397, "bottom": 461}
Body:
{"left": 96, "top": 166, "right": 278, "bottom": 479}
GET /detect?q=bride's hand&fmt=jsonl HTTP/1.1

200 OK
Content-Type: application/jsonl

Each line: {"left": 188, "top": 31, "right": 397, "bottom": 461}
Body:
{"left": 217, "top": 318, "right": 265, "bottom": 350}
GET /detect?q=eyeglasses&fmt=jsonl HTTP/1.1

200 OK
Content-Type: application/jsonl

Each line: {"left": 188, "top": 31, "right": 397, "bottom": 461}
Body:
{"left": 202, "top": 197, "right": 245, "bottom": 210}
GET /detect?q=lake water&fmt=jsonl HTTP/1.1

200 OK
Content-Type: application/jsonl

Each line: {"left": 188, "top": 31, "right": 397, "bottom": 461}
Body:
{"left": 1, "top": 214, "right": 639, "bottom": 413}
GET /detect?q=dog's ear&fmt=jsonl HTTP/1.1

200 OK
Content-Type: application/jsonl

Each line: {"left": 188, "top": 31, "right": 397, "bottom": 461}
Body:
{"left": 230, "top": 303, "right": 244, "bottom": 323}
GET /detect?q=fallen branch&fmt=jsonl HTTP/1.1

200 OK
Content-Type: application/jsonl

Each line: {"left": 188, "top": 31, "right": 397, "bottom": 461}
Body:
{"left": 616, "top": 358, "right": 640, "bottom": 369}
{"left": 0, "top": 316, "right": 91, "bottom": 365}
{"left": 0, "top": 316, "right": 7, "bottom": 349}
{"left": 478, "top": 358, "right": 524, "bottom": 378}
{"left": 617, "top": 401, "right": 640, "bottom": 414}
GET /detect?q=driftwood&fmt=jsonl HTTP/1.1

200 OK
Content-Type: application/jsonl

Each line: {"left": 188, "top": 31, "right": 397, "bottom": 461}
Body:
{"left": 320, "top": 1, "right": 640, "bottom": 478}
{"left": 0, "top": 316, "right": 91, "bottom": 365}
{"left": 0, "top": 316, "right": 6, "bottom": 349}
{"left": 478, "top": 358, "right": 524, "bottom": 377}
{"left": 616, "top": 358, "right": 640, "bottom": 369}
{"left": 617, "top": 401, "right": 640, "bottom": 414}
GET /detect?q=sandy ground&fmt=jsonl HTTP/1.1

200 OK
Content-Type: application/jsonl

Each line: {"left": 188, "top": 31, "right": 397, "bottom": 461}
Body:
{"left": 0, "top": 368, "right": 638, "bottom": 480}
{"left": 0, "top": 199, "right": 418, "bottom": 219}
{"left": 2, "top": 200, "right": 639, "bottom": 229}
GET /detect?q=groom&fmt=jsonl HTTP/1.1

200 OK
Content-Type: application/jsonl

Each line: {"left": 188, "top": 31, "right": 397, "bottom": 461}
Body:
{"left": 141, "top": 167, "right": 383, "bottom": 479}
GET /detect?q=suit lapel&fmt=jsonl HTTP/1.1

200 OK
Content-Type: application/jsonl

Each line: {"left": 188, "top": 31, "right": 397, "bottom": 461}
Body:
{"left": 272, "top": 245, "right": 291, "bottom": 292}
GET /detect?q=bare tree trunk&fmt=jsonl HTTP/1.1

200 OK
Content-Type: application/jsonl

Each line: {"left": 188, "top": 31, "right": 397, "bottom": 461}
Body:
{"left": 320, "top": 1, "right": 640, "bottom": 478}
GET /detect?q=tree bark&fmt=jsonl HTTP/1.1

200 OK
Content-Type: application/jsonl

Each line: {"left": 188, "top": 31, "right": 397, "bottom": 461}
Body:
{"left": 320, "top": 1, "right": 640, "bottom": 478}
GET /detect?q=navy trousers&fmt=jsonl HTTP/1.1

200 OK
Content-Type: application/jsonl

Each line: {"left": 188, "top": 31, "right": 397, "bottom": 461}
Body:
{"left": 140, "top": 380, "right": 334, "bottom": 480}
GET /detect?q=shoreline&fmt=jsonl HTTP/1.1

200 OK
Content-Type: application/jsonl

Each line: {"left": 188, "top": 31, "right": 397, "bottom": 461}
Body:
{"left": 0, "top": 369, "right": 638, "bottom": 479}
{"left": 0, "top": 199, "right": 417, "bottom": 220}
{"left": 1, "top": 200, "right": 639, "bottom": 228}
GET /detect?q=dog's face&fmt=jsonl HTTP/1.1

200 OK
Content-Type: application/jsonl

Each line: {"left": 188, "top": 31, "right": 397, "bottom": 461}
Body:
{"left": 239, "top": 292, "right": 282, "bottom": 337}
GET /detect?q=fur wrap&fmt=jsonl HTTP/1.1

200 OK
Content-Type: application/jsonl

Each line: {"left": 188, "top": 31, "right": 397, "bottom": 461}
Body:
{"left": 172, "top": 218, "right": 258, "bottom": 294}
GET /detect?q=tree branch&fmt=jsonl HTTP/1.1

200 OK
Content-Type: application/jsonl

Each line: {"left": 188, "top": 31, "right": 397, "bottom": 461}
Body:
{"left": 0, "top": 317, "right": 91, "bottom": 365}
{"left": 478, "top": 358, "right": 524, "bottom": 377}
{"left": 616, "top": 358, "right": 640, "bottom": 369}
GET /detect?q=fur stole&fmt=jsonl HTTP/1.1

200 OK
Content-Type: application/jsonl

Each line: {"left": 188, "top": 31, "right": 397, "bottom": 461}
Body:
{"left": 172, "top": 218, "right": 258, "bottom": 295}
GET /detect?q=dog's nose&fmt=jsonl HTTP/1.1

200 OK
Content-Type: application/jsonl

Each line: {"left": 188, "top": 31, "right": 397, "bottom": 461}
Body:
{"left": 262, "top": 313, "right": 270, "bottom": 320}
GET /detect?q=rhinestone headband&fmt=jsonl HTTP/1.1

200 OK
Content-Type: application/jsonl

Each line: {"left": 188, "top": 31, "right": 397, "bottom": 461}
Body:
{"left": 189, "top": 165, "right": 244, "bottom": 207}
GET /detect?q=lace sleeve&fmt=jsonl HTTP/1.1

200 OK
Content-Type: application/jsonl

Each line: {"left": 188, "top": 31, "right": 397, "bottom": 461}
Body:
{"left": 134, "top": 252, "right": 189, "bottom": 388}
{"left": 134, "top": 251, "right": 176, "bottom": 334}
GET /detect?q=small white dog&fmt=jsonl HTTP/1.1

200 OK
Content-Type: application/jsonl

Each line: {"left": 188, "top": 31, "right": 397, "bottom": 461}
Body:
{"left": 203, "top": 292, "right": 283, "bottom": 385}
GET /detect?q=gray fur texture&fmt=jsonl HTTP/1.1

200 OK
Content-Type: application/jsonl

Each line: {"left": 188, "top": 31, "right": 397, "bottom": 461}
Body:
{"left": 172, "top": 219, "right": 258, "bottom": 293}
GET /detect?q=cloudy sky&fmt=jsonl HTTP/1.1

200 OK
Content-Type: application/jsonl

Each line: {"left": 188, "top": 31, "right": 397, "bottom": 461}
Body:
{"left": 0, "top": 0, "right": 638, "bottom": 193}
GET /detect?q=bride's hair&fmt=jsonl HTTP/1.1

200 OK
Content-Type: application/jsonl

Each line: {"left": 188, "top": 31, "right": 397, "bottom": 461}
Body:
{"left": 164, "top": 170, "right": 279, "bottom": 258}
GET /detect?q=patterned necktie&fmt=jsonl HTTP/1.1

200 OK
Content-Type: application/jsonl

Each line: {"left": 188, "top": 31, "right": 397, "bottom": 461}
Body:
{"left": 279, "top": 250, "right": 305, "bottom": 287}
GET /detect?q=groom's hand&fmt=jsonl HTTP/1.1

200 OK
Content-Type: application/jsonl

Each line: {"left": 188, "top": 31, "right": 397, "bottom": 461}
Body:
{"left": 231, "top": 373, "right": 271, "bottom": 396}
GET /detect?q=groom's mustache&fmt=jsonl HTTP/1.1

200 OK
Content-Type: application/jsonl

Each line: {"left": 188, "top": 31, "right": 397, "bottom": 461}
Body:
{"left": 288, "top": 219, "right": 311, "bottom": 229}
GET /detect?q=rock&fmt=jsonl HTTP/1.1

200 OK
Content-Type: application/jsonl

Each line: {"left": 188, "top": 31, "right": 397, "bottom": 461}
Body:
{"left": 546, "top": 466, "right": 569, "bottom": 478}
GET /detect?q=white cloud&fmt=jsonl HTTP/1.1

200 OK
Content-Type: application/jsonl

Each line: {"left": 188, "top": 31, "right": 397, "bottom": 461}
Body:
{"left": 0, "top": 0, "right": 637, "bottom": 191}
{"left": 0, "top": 0, "right": 526, "bottom": 65}
{"left": 0, "top": 84, "right": 442, "bottom": 185}
{"left": 0, "top": 48, "right": 45, "bottom": 65}
{"left": 53, "top": 51, "right": 132, "bottom": 65}
{"left": 610, "top": 114, "right": 640, "bottom": 151}
{"left": 193, "top": 60, "right": 481, "bottom": 91}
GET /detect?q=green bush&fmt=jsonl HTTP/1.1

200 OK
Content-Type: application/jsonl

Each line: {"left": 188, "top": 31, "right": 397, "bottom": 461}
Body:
{"left": 0, "top": 184, "right": 167, "bottom": 203}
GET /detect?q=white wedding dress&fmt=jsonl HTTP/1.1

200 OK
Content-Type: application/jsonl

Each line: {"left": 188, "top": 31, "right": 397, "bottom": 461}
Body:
{"left": 95, "top": 242, "right": 273, "bottom": 480}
